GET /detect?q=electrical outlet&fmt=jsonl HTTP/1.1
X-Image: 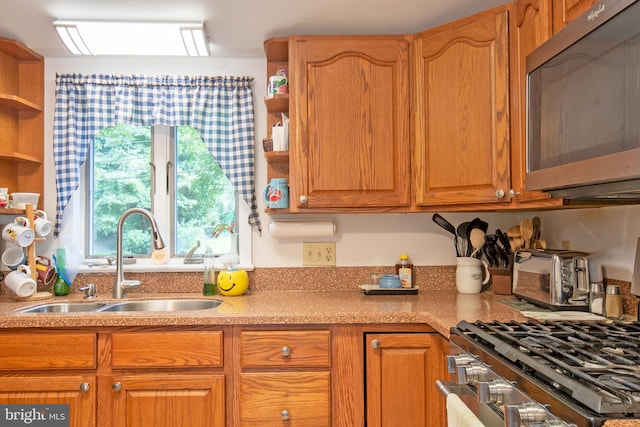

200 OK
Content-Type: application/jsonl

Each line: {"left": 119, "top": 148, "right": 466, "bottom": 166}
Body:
{"left": 303, "top": 242, "right": 336, "bottom": 266}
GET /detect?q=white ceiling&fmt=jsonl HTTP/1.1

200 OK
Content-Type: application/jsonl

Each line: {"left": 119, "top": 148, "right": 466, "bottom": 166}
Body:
{"left": 0, "top": 0, "right": 508, "bottom": 58}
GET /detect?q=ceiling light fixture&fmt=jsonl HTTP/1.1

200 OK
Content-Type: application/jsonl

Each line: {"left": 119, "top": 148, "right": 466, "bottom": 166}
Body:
{"left": 53, "top": 20, "right": 210, "bottom": 56}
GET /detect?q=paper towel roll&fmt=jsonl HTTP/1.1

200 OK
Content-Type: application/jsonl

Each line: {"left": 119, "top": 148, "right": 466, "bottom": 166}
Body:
{"left": 269, "top": 220, "right": 336, "bottom": 238}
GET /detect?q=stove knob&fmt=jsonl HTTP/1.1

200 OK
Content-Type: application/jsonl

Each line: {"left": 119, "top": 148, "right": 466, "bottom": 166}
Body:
{"left": 457, "top": 362, "right": 488, "bottom": 385}
{"left": 446, "top": 353, "right": 475, "bottom": 374}
{"left": 477, "top": 379, "right": 512, "bottom": 405}
{"left": 505, "top": 402, "right": 549, "bottom": 426}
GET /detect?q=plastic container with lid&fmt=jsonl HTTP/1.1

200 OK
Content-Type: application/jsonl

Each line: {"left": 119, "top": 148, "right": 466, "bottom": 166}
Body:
{"left": 395, "top": 254, "right": 415, "bottom": 288}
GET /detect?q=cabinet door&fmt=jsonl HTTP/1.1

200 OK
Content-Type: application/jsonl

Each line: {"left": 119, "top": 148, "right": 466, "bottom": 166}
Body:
{"left": 412, "top": 8, "right": 511, "bottom": 207}
{"left": 0, "top": 375, "right": 96, "bottom": 427}
{"left": 289, "top": 35, "right": 410, "bottom": 210}
{"left": 366, "top": 333, "right": 447, "bottom": 427}
{"left": 509, "top": 0, "right": 563, "bottom": 205}
{"left": 110, "top": 374, "right": 225, "bottom": 427}
{"left": 552, "top": 0, "right": 598, "bottom": 32}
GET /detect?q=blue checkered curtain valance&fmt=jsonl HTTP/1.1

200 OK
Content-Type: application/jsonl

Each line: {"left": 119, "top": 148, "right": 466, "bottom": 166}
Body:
{"left": 53, "top": 73, "right": 260, "bottom": 236}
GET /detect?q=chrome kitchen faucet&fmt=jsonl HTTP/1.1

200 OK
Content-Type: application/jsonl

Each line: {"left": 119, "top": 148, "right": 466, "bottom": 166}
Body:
{"left": 113, "top": 208, "right": 165, "bottom": 299}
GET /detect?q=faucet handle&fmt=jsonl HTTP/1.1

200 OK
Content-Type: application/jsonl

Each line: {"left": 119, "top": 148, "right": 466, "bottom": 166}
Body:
{"left": 121, "top": 279, "right": 141, "bottom": 289}
{"left": 79, "top": 284, "right": 97, "bottom": 299}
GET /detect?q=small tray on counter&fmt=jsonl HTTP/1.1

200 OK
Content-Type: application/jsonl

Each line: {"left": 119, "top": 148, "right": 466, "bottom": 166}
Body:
{"left": 359, "top": 285, "right": 419, "bottom": 295}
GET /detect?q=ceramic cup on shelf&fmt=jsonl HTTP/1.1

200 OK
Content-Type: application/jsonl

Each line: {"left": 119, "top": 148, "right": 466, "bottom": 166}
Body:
{"left": 4, "top": 265, "right": 36, "bottom": 298}
{"left": 262, "top": 178, "right": 289, "bottom": 209}
{"left": 2, "top": 216, "right": 35, "bottom": 247}
{"left": 1, "top": 246, "right": 26, "bottom": 270}
{"left": 35, "top": 256, "right": 58, "bottom": 287}
{"left": 33, "top": 210, "right": 52, "bottom": 237}
{"left": 455, "top": 257, "right": 490, "bottom": 294}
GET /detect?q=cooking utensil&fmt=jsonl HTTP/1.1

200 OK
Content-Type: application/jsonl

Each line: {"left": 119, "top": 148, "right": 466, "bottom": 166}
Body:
{"left": 488, "top": 234, "right": 510, "bottom": 268}
{"left": 495, "top": 229, "right": 511, "bottom": 255}
{"left": 469, "top": 228, "right": 485, "bottom": 258}
{"left": 457, "top": 221, "right": 471, "bottom": 257}
{"left": 520, "top": 219, "right": 534, "bottom": 249}
{"left": 432, "top": 214, "right": 460, "bottom": 256}
{"left": 532, "top": 216, "right": 541, "bottom": 241}
{"left": 483, "top": 237, "right": 498, "bottom": 267}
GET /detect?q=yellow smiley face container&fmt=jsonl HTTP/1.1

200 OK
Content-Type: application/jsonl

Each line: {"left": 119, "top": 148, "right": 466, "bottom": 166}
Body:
{"left": 216, "top": 269, "right": 249, "bottom": 296}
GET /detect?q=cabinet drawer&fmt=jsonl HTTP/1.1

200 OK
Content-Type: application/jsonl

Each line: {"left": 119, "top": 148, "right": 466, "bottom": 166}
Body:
{"left": 239, "top": 372, "right": 330, "bottom": 426}
{"left": 0, "top": 332, "right": 96, "bottom": 370}
{"left": 240, "top": 330, "right": 330, "bottom": 368}
{"left": 112, "top": 331, "right": 222, "bottom": 368}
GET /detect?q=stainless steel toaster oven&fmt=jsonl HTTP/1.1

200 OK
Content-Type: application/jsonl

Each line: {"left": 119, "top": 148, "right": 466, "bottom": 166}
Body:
{"left": 512, "top": 249, "right": 590, "bottom": 311}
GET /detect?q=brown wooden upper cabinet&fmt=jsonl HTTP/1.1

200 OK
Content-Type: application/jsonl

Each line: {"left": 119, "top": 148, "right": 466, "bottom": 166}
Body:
{"left": 264, "top": 0, "right": 603, "bottom": 214}
{"left": 412, "top": 6, "right": 511, "bottom": 207}
{"left": 289, "top": 35, "right": 411, "bottom": 211}
{"left": 552, "top": 0, "right": 599, "bottom": 32}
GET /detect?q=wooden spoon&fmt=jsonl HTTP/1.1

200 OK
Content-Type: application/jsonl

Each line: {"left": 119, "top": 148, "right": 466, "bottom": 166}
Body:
{"left": 469, "top": 228, "right": 485, "bottom": 258}
{"left": 520, "top": 219, "right": 534, "bottom": 249}
{"left": 532, "top": 216, "right": 541, "bottom": 241}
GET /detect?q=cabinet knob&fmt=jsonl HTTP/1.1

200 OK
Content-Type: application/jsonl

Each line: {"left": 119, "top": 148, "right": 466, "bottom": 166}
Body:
{"left": 509, "top": 189, "right": 520, "bottom": 198}
{"left": 299, "top": 195, "right": 308, "bottom": 204}
{"left": 371, "top": 339, "right": 380, "bottom": 349}
{"left": 281, "top": 410, "right": 290, "bottom": 420}
{"left": 112, "top": 382, "right": 122, "bottom": 392}
{"left": 495, "top": 189, "right": 505, "bottom": 199}
{"left": 281, "top": 346, "right": 291, "bottom": 357}
{"left": 79, "top": 382, "right": 90, "bottom": 393}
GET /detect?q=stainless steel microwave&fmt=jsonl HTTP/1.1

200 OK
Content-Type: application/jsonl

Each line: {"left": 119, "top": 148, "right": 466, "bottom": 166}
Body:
{"left": 526, "top": 0, "right": 640, "bottom": 200}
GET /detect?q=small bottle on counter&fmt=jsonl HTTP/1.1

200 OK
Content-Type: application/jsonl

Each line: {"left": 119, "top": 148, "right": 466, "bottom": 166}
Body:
{"left": 395, "top": 254, "right": 414, "bottom": 288}
{"left": 589, "top": 283, "right": 605, "bottom": 315}
{"left": 203, "top": 255, "right": 217, "bottom": 296}
{"left": 605, "top": 284, "right": 623, "bottom": 320}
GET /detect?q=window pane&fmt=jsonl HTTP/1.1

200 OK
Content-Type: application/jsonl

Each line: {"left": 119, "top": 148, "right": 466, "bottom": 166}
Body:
{"left": 90, "top": 124, "right": 152, "bottom": 256}
{"left": 175, "top": 126, "right": 236, "bottom": 256}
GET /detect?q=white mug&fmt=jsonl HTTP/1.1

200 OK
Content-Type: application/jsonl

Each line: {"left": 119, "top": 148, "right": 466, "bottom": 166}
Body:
{"left": 1, "top": 246, "right": 25, "bottom": 270}
{"left": 4, "top": 265, "right": 36, "bottom": 298}
{"left": 33, "top": 210, "right": 52, "bottom": 237}
{"left": 456, "top": 257, "right": 490, "bottom": 294}
{"left": 2, "top": 216, "right": 35, "bottom": 247}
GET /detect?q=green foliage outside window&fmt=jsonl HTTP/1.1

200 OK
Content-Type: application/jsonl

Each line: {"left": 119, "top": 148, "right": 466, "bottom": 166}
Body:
{"left": 90, "top": 124, "right": 235, "bottom": 257}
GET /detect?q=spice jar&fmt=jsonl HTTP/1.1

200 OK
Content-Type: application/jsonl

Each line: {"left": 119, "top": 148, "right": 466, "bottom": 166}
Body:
{"left": 605, "top": 284, "right": 623, "bottom": 320}
{"left": 589, "top": 282, "right": 605, "bottom": 315}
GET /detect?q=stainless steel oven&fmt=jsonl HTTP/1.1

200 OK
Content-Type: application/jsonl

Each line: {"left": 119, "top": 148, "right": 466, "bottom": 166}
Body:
{"left": 442, "top": 320, "right": 640, "bottom": 427}
{"left": 438, "top": 341, "right": 572, "bottom": 427}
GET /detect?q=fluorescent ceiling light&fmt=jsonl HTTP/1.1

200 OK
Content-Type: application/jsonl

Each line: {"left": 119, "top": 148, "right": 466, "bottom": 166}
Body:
{"left": 53, "top": 20, "right": 210, "bottom": 56}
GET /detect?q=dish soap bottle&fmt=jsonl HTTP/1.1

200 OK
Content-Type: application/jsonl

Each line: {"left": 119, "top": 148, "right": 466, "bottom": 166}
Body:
{"left": 203, "top": 254, "right": 217, "bottom": 296}
{"left": 395, "top": 254, "right": 414, "bottom": 288}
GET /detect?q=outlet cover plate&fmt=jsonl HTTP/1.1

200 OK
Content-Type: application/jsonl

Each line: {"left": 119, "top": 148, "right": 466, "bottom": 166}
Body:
{"left": 303, "top": 242, "right": 336, "bottom": 266}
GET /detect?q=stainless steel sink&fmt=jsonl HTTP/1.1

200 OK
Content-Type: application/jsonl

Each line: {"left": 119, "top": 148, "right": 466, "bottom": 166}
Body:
{"left": 18, "top": 302, "right": 108, "bottom": 313}
{"left": 17, "top": 299, "right": 221, "bottom": 314}
{"left": 96, "top": 299, "right": 222, "bottom": 312}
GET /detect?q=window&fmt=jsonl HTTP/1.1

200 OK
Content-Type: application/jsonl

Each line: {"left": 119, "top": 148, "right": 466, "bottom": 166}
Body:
{"left": 87, "top": 123, "right": 237, "bottom": 260}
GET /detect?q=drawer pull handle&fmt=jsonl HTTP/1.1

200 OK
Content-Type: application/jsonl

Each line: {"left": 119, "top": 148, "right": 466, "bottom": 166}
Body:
{"left": 80, "top": 382, "right": 90, "bottom": 393}
{"left": 371, "top": 339, "right": 381, "bottom": 349}
{"left": 281, "top": 346, "right": 291, "bottom": 357}
{"left": 281, "top": 409, "right": 290, "bottom": 420}
{"left": 112, "top": 382, "right": 122, "bottom": 392}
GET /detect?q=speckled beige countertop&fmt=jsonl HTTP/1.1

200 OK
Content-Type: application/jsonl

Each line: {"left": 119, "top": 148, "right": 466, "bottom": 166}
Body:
{"left": 0, "top": 288, "right": 526, "bottom": 337}
{"left": 2, "top": 264, "right": 634, "bottom": 338}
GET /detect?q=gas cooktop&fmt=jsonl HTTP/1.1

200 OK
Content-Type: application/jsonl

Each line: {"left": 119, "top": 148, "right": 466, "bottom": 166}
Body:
{"left": 452, "top": 320, "right": 640, "bottom": 416}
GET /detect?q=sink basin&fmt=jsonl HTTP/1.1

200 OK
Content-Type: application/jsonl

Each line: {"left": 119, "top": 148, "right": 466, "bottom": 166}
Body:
{"left": 96, "top": 299, "right": 222, "bottom": 312}
{"left": 17, "top": 299, "right": 221, "bottom": 314}
{"left": 18, "top": 302, "right": 108, "bottom": 313}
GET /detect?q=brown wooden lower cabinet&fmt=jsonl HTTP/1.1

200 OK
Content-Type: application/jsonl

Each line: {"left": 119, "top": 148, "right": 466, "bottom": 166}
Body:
{"left": 109, "top": 374, "right": 225, "bottom": 427}
{"left": 0, "top": 375, "right": 96, "bottom": 427}
{"left": 239, "top": 371, "right": 331, "bottom": 426}
{"left": 365, "top": 332, "right": 448, "bottom": 427}
{"left": 0, "top": 324, "right": 448, "bottom": 426}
